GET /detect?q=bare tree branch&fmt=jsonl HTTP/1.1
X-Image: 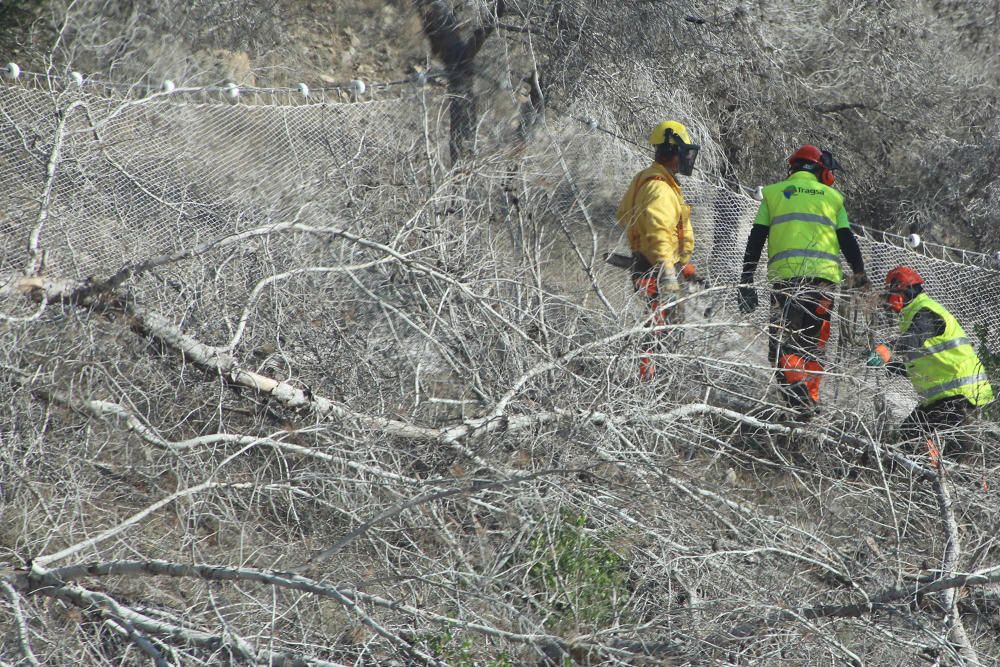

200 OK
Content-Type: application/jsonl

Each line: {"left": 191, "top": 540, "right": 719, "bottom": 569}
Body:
{"left": 933, "top": 463, "right": 981, "bottom": 664}
{"left": 32, "top": 481, "right": 254, "bottom": 569}
{"left": 0, "top": 580, "right": 40, "bottom": 667}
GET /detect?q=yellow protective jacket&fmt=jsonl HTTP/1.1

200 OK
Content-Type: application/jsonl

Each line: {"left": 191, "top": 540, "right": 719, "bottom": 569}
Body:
{"left": 616, "top": 163, "right": 693, "bottom": 267}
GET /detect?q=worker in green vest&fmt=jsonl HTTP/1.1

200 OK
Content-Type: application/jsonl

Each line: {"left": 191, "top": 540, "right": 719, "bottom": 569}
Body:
{"left": 738, "top": 145, "right": 868, "bottom": 415}
{"left": 867, "top": 266, "right": 994, "bottom": 450}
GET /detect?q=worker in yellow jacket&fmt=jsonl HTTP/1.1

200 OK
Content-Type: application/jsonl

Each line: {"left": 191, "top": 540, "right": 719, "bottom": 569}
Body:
{"left": 616, "top": 120, "right": 699, "bottom": 381}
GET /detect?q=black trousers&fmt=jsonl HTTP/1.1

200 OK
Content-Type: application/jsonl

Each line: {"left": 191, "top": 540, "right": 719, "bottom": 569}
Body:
{"left": 768, "top": 278, "right": 835, "bottom": 407}
{"left": 898, "top": 396, "right": 975, "bottom": 450}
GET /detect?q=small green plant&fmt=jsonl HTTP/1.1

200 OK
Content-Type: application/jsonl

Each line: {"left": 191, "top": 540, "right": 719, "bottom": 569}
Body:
{"left": 974, "top": 323, "right": 1000, "bottom": 420}
{"left": 526, "top": 512, "right": 629, "bottom": 631}
{"left": 426, "top": 628, "right": 514, "bottom": 666}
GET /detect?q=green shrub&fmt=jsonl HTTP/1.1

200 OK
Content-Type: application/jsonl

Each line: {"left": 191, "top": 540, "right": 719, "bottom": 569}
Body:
{"left": 418, "top": 512, "right": 630, "bottom": 663}
{"left": 426, "top": 628, "right": 513, "bottom": 666}
{"left": 526, "top": 512, "right": 629, "bottom": 632}
{"left": 974, "top": 323, "right": 1000, "bottom": 419}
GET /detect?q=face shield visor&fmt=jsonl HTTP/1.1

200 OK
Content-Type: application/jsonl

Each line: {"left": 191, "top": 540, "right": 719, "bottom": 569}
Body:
{"left": 677, "top": 141, "right": 700, "bottom": 176}
{"left": 659, "top": 129, "right": 700, "bottom": 176}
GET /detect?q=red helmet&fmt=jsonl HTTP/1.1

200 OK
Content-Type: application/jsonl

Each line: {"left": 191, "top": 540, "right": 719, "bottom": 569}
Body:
{"left": 884, "top": 266, "right": 924, "bottom": 312}
{"left": 788, "top": 144, "right": 824, "bottom": 166}
{"left": 885, "top": 266, "right": 924, "bottom": 291}
{"left": 788, "top": 144, "right": 839, "bottom": 186}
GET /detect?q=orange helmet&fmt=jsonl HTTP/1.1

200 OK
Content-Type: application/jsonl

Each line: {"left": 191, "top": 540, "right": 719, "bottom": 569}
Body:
{"left": 788, "top": 144, "right": 840, "bottom": 186}
{"left": 883, "top": 266, "right": 924, "bottom": 312}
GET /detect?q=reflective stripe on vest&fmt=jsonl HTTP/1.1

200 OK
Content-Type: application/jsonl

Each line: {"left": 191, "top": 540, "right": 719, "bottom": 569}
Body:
{"left": 917, "top": 373, "right": 990, "bottom": 400}
{"left": 770, "top": 212, "right": 836, "bottom": 228}
{"left": 900, "top": 293, "right": 994, "bottom": 407}
{"left": 762, "top": 174, "right": 844, "bottom": 283}
{"left": 767, "top": 248, "right": 841, "bottom": 266}
{"left": 905, "top": 336, "right": 972, "bottom": 361}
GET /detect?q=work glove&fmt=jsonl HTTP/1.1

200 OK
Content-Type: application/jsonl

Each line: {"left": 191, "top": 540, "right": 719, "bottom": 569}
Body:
{"left": 866, "top": 344, "right": 892, "bottom": 367}
{"left": 737, "top": 285, "right": 758, "bottom": 314}
{"left": 658, "top": 264, "right": 681, "bottom": 293}
{"left": 659, "top": 274, "right": 681, "bottom": 294}
{"left": 848, "top": 271, "right": 871, "bottom": 291}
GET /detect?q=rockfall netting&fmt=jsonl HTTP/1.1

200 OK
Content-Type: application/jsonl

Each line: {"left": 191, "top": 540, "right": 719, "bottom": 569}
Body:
{"left": 3, "top": 74, "right": 999, "bottom": 417}
{"left": 4, "top": 65, "right": 1000, "bottom": 667}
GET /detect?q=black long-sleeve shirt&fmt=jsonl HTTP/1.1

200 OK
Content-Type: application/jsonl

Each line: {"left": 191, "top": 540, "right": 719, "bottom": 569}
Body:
{"left": 884, "top": 306, "right": 947, "bottom": 376}
{"left": 740, "top": 223, "right": 865, "bottom": 284}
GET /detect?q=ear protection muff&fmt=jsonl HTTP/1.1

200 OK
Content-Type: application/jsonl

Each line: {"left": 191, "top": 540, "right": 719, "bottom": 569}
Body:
{"left": 819, "top": 150, "right": 840, "bottom": 187}
{"left": 884, "top": 292, "right": 905, "bottom": 313}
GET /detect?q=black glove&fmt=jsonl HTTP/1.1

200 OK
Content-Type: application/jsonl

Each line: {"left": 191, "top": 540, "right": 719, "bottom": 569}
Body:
{"left": 737, "top": 285, "right": 758, "bottom": 314}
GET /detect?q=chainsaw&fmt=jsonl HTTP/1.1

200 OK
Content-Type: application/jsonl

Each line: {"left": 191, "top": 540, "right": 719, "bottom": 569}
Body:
{"left": 604, "top": 252, "right": 700, "bottom": 283}
{"left": 603, "top": 252, "right": 635, "bottom": 270}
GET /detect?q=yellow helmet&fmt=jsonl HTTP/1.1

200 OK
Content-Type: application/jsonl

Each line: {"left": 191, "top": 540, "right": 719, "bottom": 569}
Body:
{"left": 648, "top": 120, "right": 691, "bottom": 146}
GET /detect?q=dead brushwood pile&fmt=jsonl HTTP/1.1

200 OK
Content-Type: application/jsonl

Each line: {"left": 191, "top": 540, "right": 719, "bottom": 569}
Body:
{"left": 1, "top": 1, "right": 1000, "bottom": 665}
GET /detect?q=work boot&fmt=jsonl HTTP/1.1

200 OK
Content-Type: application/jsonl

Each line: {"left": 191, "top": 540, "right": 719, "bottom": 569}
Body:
{"left": 793, "top": 402, "right": 821, "bottom": 423}
{"left": 776, "top": 383, "right": 820, "bottom": 423}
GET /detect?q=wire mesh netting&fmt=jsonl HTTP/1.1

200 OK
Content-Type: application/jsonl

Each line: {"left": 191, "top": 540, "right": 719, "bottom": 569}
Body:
{"left": 0, "top": 81, "right": 445, "bottom": 278}
{"left": 3, "top": 65, "right": 1000, "bottom": 667}
{"left": 3, "top": 77, "right": 999, "bottom": 383}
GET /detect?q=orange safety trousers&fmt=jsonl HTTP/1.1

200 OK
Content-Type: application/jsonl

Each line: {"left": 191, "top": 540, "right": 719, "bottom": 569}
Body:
{"left": 633, "top": 274, "right": 682, "bottom": 382}
{"left": 769, "top": 279, "right": 834, "bottom": 407}
{"left": 777, "top": 353, "right": 824, "bottom": 403}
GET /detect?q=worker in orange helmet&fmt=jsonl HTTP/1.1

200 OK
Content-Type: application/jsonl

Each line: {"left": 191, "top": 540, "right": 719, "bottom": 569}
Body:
{"left": 867, "top": 266, "right": 994, "bottom": 451}
{"left": 738, "top": 144, "right": 868, "bottom": 416}
{"left": 616, "top": 120, "right": 699, "bottom": 382}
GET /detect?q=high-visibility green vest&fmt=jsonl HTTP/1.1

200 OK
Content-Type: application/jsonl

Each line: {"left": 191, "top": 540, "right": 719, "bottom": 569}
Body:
{"left": 900, "top": 293, "right": 994, "bottom": 407}
{"left": 761, "top": 172, "right": 844, "bottom": 283}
